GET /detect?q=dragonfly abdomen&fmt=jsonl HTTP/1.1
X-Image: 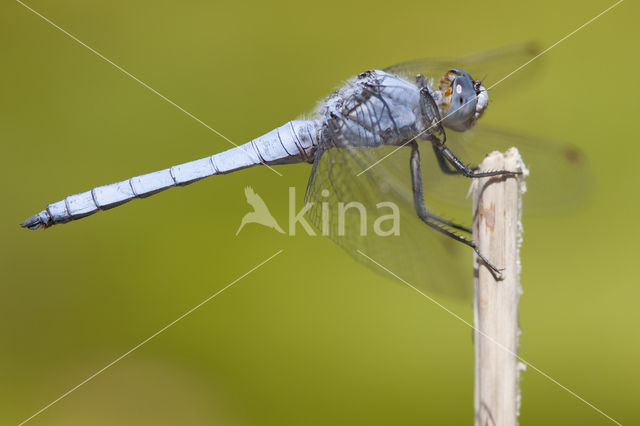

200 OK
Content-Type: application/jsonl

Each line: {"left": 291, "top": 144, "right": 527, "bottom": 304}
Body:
{"left": 21, "top": 120, "right": 319, "bottom": 229}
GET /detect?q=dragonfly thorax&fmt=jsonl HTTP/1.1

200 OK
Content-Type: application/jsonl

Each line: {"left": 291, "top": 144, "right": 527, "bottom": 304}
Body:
{"left": 319, "top": 70, "right": 434, "bottom": 148}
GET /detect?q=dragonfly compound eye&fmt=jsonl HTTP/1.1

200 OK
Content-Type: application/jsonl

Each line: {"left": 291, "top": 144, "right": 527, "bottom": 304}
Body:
{"left": 441, "top": 69, "right": 481, "bottom": 132}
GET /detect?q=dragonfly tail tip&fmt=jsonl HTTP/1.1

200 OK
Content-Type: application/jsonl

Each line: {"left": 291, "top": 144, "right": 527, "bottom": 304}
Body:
{"left": 20, "top": 210, "right": 51, "bottom": 230}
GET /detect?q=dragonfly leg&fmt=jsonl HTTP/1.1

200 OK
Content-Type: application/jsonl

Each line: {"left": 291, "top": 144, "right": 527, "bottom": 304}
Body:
{"left": 432, "top": 141, "right": 521, "bottom": 178}
{"left": 433, "top": 215, "right": 472, "bottom": 234}
{"left": 410, "top": 141, "right": 502, "bottom": 274}
{"left": 432, "top": 144, "right": 460, "bottom": 175}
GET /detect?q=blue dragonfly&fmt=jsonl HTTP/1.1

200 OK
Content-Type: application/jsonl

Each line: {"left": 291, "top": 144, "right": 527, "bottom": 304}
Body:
{"left": 21, "top": 44, "right": 590, "bottom": 298}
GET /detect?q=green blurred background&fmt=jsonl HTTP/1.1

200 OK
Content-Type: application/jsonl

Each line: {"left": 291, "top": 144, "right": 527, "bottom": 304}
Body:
{"left": 2, "top": 0, "right": 638, "bottom": 424}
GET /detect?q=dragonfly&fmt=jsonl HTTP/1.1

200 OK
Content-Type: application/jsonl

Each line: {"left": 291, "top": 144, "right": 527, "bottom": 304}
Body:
{"left": 21, "top": 44, "right": 590, "bottom": 298}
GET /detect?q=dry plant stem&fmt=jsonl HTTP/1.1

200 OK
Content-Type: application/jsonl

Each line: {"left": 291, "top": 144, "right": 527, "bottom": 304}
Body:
{"left": 472, "top": 148, "right": 527, "bottom": 426}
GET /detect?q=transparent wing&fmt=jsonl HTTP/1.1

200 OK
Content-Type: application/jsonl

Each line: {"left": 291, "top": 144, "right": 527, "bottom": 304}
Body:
{"left": 384, "top": 42, "right": 541, "bottom": 100}
{"left": 419, "top": 125, "right": 593, "bottom": 215}
{"left": 305, "top": 142, "right": 474, "bottom": 300}
{"left": 384, "top": 43, "right": 590, "bottom": 214}
{"left": 304, "top": 123, "right": 591, "bottom": 299}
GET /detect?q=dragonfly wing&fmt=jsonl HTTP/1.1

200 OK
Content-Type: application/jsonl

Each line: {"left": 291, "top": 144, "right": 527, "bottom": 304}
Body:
{"left": 384, "top": 42, "right": 541, "bottom": 99}
{"left": 305, "top": 140, "right": 474, "bottom": 300}
{"left": 418, "top": 125, "right": 593, "bottom": 215}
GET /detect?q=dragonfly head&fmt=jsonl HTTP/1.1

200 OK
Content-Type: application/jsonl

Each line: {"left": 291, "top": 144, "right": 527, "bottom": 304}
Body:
{"left": 438, "top": 69, "right": 488, "bottom": 131}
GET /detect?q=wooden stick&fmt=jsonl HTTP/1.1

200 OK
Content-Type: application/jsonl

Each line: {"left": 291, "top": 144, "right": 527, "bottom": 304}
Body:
{"left": 472, "top": 148, "right": 527, "bottom": 426}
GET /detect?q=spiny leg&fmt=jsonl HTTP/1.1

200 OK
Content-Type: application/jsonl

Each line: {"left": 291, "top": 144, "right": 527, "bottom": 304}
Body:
{"left": 432, "top": 144, "right": 460, "bottom": 175}
{"left": 410, "top": 142, "right": 471, "bottom": 232}
{"left": 409, "top": 146, "right": 472, "bottom": 233}
{"left": 432, "top": 140, "right": 521, "bottom": 178}
{"left": 426, "top": 209, "right": 472, "bottom": 234}
{"left": 409, "top": 141, "right": 501, "bottom": 274}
